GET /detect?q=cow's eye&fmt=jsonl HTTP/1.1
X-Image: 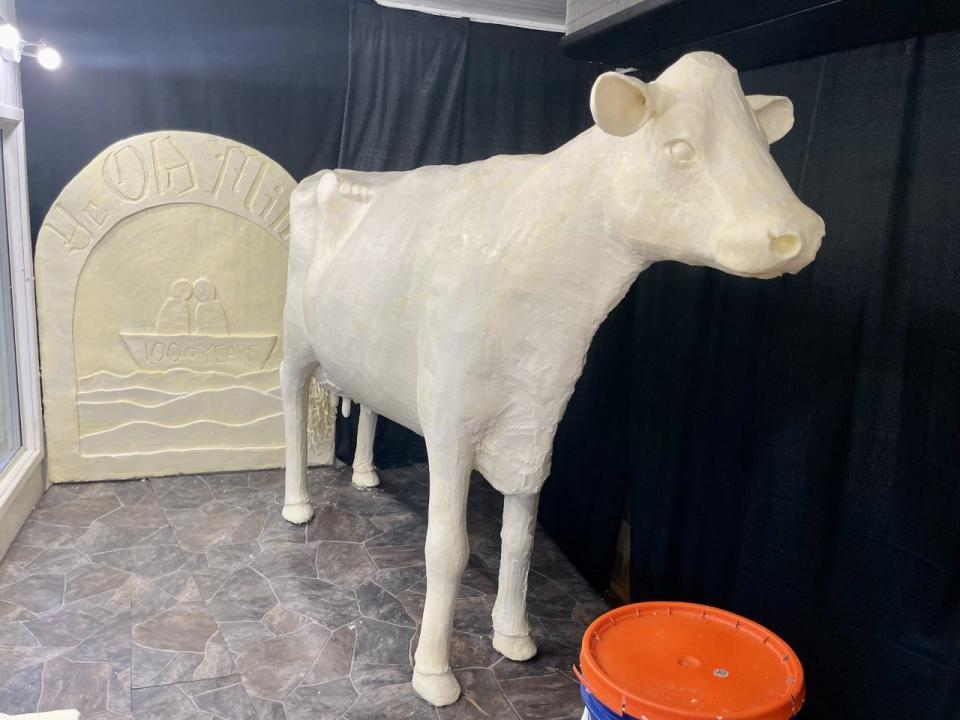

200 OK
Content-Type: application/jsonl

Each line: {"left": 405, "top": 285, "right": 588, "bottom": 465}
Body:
{"left": 667, "top": 139, "right": 696, "bottom": 163}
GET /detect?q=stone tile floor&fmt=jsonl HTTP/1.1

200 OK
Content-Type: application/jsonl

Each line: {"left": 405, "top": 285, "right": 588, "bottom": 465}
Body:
{"left": 0, "top": 463, "right": 609, "bottom": 719}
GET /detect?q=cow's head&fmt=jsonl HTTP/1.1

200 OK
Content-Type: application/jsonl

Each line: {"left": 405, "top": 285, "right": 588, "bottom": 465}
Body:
{"left": 590, "top": 52, "right": 823, "bottom": 278}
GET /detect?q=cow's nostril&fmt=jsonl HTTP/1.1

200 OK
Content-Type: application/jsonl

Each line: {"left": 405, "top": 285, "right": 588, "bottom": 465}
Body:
{"left": 769, "top": 232, "right": 800, "bottom": 259}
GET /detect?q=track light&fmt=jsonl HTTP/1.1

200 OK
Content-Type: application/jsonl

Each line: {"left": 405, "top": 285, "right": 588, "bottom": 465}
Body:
{"left": 0, "top": 20, "right": 61, "bottom": 70}
{"left": 36, "top": 45, "right": 61, "bottom": 70}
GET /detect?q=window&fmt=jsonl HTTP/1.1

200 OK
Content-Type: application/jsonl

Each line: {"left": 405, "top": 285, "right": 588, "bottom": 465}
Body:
{"left": 0, "top": 130, "right": 19, "bottom": 471}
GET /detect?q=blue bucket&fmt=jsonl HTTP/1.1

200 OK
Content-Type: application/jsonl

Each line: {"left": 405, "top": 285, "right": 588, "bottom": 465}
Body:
{"left": 580, "top": 683, "right": 631, "bottom": 720}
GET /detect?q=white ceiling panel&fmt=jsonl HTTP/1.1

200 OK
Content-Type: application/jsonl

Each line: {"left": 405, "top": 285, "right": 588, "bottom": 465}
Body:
{"left": 375, "top": 0, "right": 567, "bottom": 32}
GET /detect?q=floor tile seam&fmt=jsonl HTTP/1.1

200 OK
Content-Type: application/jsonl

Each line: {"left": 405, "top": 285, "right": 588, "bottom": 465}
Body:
{"left": 365, "top": 579, "right": 405, "bottom": 611}
{"left": 228, "top": 562, "right": 344, "bottom": 637}
{"left": 0, "top": 603, "right": 40, "bottom": 620}
{"left": 345, "top": 616, "right": 360, "bottom": 698}
{"left": 261, "top": 613, "right": 325, "bottom": 639}
{"left": 268, "top": 618, "right": 349, "bottom": 704}
{"left": 492, "top": 671, "right": 526, "bottom": 720}
{"left": 287, "top": 622, "right": 338, "bottom": 693}
{"left": 407, "top": 626, "right": 417, "bottom": 668}
{"left": 138, "top": 507, "right": 229, "bottom": 636}
{"left": 387, "top": 574, "right": 427, "bottom": 596}
{"left": 241, "top": 686, "right": 287, "bottom": 719}
{"left": 17, "top": 620, "right": 48, "bottom": 649}
{"left": 186, "top": 677, "right": 246, "bottom": 699}
{"left": 25, "top": 570, "right": 133, "bottom": 648}
{"left": 131, "top": 638, "right": 209, "bottom": 657}
{"left": 33, "top": 653, "right": 48, "bottom": 715}
{"left": 132, "top": 645, "right": 238, "bottom": 692}
{"left": 351, "top": 513, "right": 392, "bottom": 547}
{"left": 500, "top": 666, "right": 580, "bottom": 689}
{"left": 131, "top": 644, "right": 182, "bottom": 690}
{"left": 358, "top": 605, "right": 416, "bottom": 630}
{"left": 356, "top": 612, "right": 418, "bottom": 633}
{"left": 132, "top": 675, "right": 245, "bottom": 695}
{"left": 105, "top": 673, "right": 133, "bottom": 719}
{"left": 255, "top": 570, "right": 324, "bottom": 587}
{"left": 527, "top": 571, "right": 580, "bottom": 606}
{"left": 130, "top": 599, "right": 183, "bottom": 629}
{"left": 3, "top": 544, "right": 43, "bottom": 564}
{"left": 29, "top": 596, "right": 134, "bottom": 660}
{"left": 494, "top": 666, "right": 578, "bottom": 684}
{"left": 50, "top": 647, "right": 127, "bottom": 666}
{"left": 246, "top": 565, "right": 284, "bottom": 609}
{"left": 0, "top": 636, "right": 71, "bottom": 655}
{"left": 201, "top": 623, "right": 231, "bottom": 655}
{"left": 452, "top": 664, "right": 497, "bottom": 672}
{"left": 191, "top": 566, "right": 233, "bottom": 603}
{"left": 333, "top": 689, "right": 363, "bottom": 720}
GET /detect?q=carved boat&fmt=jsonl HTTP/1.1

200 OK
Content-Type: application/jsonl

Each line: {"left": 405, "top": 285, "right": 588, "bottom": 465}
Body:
{"left": 120, "top": 332, "right": 277, "bottom": 374}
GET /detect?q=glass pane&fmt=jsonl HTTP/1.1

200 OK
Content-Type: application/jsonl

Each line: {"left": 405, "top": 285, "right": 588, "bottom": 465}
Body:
{"left": 0, "top": 130, "right": 20, "bottom": 471}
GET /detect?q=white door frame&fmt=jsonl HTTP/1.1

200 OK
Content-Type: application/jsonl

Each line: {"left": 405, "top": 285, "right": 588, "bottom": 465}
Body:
{"left": 0, "top": 98, "right": 45, "bottom": 557}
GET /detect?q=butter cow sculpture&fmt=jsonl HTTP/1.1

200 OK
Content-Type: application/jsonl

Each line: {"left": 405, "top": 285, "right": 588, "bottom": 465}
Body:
{"left": 281, "top": 52, "right": 824, "bottom": 706}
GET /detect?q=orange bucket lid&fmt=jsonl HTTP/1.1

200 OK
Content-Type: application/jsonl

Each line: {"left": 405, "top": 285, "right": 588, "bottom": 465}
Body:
{"left": 576, "top": 601, "right": 804, "bottom": 720}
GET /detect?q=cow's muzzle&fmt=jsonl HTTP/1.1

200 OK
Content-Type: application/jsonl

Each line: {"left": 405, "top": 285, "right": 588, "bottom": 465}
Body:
{"left": 716, "top": 207, "right": 824, "bottom": 278}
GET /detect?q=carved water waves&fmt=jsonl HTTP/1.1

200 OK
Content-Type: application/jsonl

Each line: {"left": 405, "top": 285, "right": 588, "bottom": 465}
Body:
{"left": 74, "top": 276, "right": 281, "bottom": 457}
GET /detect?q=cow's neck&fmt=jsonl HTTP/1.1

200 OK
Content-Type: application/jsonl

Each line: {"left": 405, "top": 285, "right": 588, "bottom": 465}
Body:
{"left": 515, "top": 128, "right": 657, "bottom": 336}
{"left": 480, "top": 130, "right": 656, "bottom": 407}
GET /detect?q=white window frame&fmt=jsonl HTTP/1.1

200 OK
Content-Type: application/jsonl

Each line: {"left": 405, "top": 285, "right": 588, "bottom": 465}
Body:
{"left": 0, "top": 100, "right": 43, "bottom": 502}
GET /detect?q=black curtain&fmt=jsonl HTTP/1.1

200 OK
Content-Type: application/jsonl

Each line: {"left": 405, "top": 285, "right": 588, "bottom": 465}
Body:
{"left": 628, "top": 35, "right": 960, "bottom": 720}
{"left": 20, "top": 0, "right": 350, "bottom": 235}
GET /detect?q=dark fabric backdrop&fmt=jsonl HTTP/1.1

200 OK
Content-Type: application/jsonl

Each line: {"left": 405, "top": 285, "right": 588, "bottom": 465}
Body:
{"left": 628, "top": 35, "right": 960, "bottom": 720}
{"left": 19, "top": 0, "right": 350, "bottom": 235}
{"left": 18, "top": 2, "right": 960, "bottom": 717}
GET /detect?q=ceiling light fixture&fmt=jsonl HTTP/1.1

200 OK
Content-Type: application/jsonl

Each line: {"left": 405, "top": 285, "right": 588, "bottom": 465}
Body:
{"left": 0, "top": 20, "right": 61, "bottom": 70}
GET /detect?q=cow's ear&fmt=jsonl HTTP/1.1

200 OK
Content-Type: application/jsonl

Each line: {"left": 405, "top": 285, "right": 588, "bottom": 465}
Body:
{"left": 590, "top": 72, "right": 658, "bottom": 137}
{"left": 747, "top": 95, "right": 794, "bottom": 144}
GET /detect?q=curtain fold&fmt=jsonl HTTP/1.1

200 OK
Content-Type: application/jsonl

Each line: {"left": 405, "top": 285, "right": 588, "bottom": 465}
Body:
{"left": 20, "top": 0, "right": 350, "bottom": 235}
{"left": 338, "top": 1, "right": 469, "bottom": 170}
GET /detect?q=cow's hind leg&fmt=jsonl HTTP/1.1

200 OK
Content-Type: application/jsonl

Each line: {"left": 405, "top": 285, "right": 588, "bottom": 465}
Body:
{"left": 412, "top": 436, "right": 472, "bottom": 706}
{"left": 351, "top": 406, "right": 380, "bottom": 488}
{"left": 281, "top": 352, "right": 317, "bottom": 525}
{"left": 492, "top": 492, "right": 539, "bottom": 661}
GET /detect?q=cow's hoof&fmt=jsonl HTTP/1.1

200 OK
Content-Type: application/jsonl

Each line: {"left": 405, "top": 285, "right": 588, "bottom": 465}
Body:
{"left": 493, "top": 631, "right": 537, "bottom": 661}
{"left": 352, "top": 468, "right": 380, "bottom": 488}
{"left": 412, "top": 668, "right": 460, "bottom": 706}
{"left": 281, "top": 502, "right": 314, "bottom": 525}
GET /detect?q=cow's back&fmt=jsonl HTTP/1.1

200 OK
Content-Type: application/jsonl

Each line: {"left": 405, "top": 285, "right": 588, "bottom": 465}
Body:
{"left": 293, "top": 153, "right": 550, "bottom": 439}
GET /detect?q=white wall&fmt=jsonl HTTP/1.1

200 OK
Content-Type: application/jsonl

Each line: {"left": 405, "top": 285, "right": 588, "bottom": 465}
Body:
{"left": 0, "top": 0, "right": 20, "bottom": 106}
{"left": 0, "top": 0, "right": 45, "bottom": 560}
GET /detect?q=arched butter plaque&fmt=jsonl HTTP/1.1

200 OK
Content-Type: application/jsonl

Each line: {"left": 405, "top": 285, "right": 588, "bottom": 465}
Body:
{"left": 36, "top": 131, "right": 335, "bottom": 482}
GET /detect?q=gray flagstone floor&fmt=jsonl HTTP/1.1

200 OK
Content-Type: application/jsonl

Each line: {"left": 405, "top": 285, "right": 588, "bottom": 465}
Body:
{"left": 0, "top": 463, "right": 609, "bottom": 719}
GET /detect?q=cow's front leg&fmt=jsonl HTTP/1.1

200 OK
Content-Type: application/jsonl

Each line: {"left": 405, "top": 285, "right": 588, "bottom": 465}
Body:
{"left": 281, "top": 356, "right": 317, "bottom": 525}
{"left": 492, "top": 492, "right": 539, "bottom": 661}
{"left": 412, "top": 439, "right": 471, "bottom": 706}
{"left": 351, "top": 406, "right": 380, "bottom": 488}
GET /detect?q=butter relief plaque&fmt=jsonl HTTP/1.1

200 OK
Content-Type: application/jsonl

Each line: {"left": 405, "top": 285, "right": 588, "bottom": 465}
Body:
{"left": 36, "top": 131, "right": 335, "bottom": 482}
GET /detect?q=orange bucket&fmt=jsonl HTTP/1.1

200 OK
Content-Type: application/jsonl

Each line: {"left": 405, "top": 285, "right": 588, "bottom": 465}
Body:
{"left": 575, "top": 601, "right": 804, "bottom": 720}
